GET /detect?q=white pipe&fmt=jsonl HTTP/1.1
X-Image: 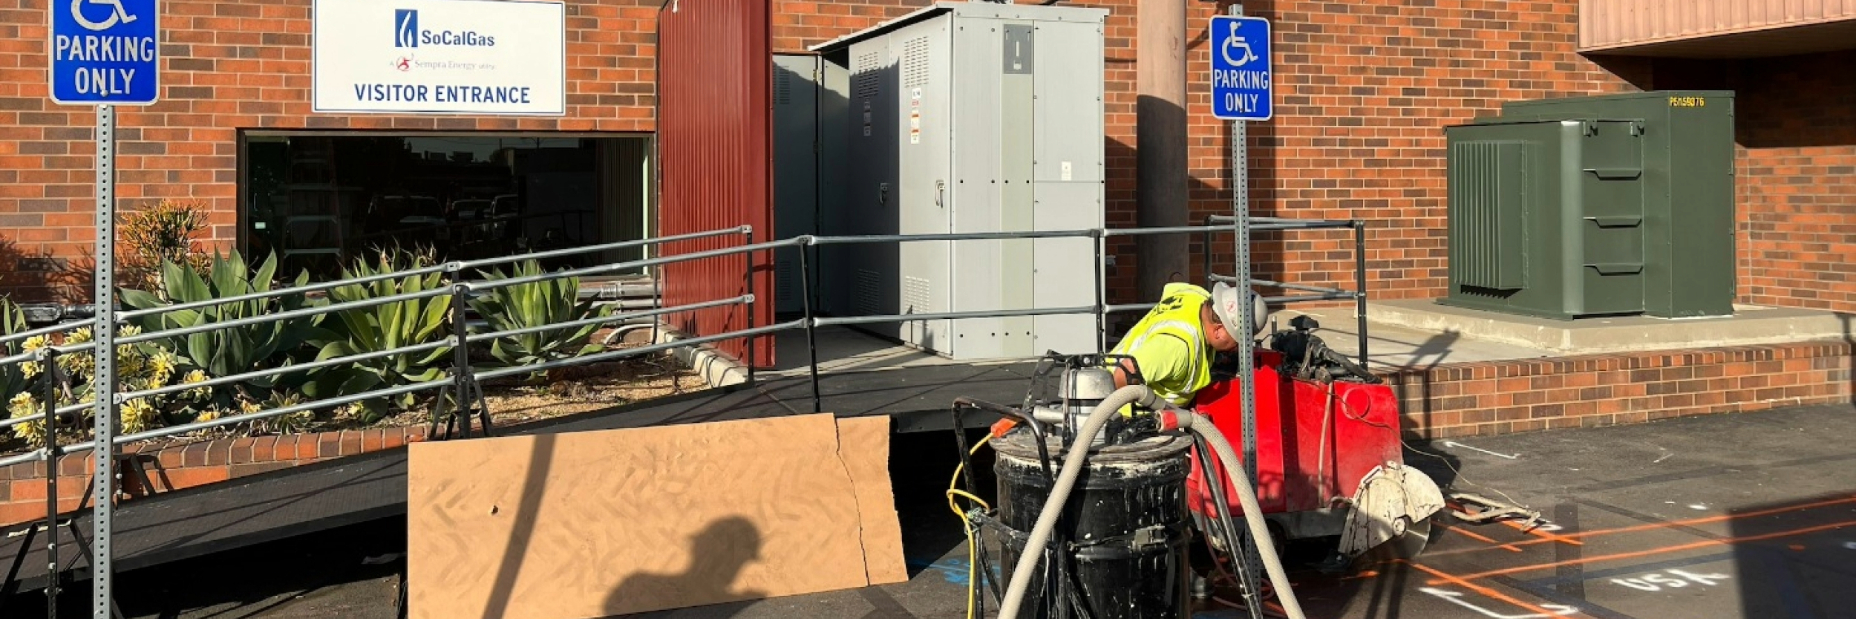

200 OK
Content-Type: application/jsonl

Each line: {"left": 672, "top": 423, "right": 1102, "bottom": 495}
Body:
{"left": 995, "top": 385, "right": 1163, "bottom": 619}
{"left": 1176, "top": 411, "right": 1307, "bottom": 619}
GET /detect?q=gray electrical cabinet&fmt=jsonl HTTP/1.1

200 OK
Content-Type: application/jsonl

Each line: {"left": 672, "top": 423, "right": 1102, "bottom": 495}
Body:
{"left": 1441, "top": 91, "right": 1737, "bottom": 320}
{"left": 771, "top": 54, "right": 850, "bottom": 316}
{"left": 810, "top": 2, "right": 1108, "bottom": 360}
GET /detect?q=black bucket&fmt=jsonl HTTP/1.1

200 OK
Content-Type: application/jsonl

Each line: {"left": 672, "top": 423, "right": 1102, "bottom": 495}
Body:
{"left": 991, "top": 431, "right": 1195, "bottom": 619}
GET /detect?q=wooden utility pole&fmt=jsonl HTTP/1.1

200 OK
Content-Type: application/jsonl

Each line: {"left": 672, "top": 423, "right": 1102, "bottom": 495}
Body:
{"left": 1136, "top": 0, "right": 1189, "bottom": 305}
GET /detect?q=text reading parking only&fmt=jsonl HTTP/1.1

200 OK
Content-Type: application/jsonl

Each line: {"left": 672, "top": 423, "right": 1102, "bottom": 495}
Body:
{"left": 1209, "top": 15, "right": 1270, "bottom": 121}
{"left": 51, "top": 0, "right": 160, "bottom": 105}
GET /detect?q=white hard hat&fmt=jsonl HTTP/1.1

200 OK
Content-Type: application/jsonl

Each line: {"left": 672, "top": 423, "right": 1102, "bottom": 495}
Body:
{"left": 1210, "top": 281, "right": 1268, "bottom": 337}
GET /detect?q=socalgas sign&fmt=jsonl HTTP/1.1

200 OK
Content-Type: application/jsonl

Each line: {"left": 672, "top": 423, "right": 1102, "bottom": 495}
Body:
{"left": 313, "top": 0, "right": 564, "bottom": 115}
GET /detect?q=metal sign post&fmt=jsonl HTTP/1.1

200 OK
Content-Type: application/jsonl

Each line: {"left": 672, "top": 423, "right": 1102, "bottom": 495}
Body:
{"left": 50, "top": 0, "right": 160, "bottom": 615}
{"left": 1211, "top": 4, "right": 1272, "bottom": 612}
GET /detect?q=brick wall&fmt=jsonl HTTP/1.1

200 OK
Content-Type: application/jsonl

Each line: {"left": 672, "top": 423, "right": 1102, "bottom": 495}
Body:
{"left": 0, "top": 0, "right": 662, "bottom": 300}
{"left": 0, "top": 424, "right": 428, "bottom": 526}
{"left": 1728, "top": 51, "right": 1856, "bottom": 312}
{"left": 1388, "top": 341, "right": 1852, "bottom": 439}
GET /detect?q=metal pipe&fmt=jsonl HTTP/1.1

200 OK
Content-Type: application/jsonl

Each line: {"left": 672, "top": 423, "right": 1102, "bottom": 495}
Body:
{"left": 1208, "top": 214, "right": 1357, "bottom": 228}
{"left": 1213, "top": 276, "right": 1359, "bottom": 297}
{"left": 115, "top": 265, "right": 449, "bottom": 322}
{"left": 0, "top": 320, "right": 94, "bottom": 347}
{"left": 453, "top": 226, "right": 745, "bottom": 270}
{"left": 117, "top": 286, "right": 451, "bottom": 346}
{"left": 798, "top": 245, "right": 822, "bottom": 414}
{"left": 1105, "top": 224, "right": 1244, "bottom": 238}
{"left": 112, "top": 381, "right": 450, "bottom": 447}
{"left": 1354, "top": 221, "right": 1370, "bottom": 366}
{"left": 475, "top": 319, "right": 805, "bottom": 381}
{"left": 803, "top": 229, "right": 1097, "bottom": 245}
{"left": 466, "top": 296, "right": 749, "bottom": 344}
{"left": 744, "top": 229, "right": 757, "bottom": 383}
{"left": 1104, "top": 303, "right": 1154, "bottom": 314}
{"left": 464, "top": 238, "right": 801, "bottom": 293}
{"left": 811, "top": 305, "right": 1096, "bottom": 328}
{"left": 119, "top": 339, "right": 457, "bottom": 404}
{"left": 40, "top": 346, "right": 58, "bottom": 619}
{"left": 1262, "top": 292, "right": 1357, "bottom": 304}
{"left": 0, "top": 350, "right": 37, "bottom": 368}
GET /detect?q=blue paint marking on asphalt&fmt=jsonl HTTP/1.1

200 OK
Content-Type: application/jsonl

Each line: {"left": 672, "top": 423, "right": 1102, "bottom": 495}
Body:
{"left": 1520, "top": 551, "right": 1738, "bottom": 587}
{"left": 908, "top": 557, "right": 972, "bottom": 586}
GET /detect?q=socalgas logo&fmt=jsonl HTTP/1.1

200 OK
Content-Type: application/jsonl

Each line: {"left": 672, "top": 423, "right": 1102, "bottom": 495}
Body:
{"left": 393, "top": 8, "right": 496, "bottom": 49}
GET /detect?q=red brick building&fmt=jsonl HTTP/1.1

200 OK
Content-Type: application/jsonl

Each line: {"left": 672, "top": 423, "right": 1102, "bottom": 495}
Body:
{"left": 1, "top": 0, "right": 1851, "bottom": 313}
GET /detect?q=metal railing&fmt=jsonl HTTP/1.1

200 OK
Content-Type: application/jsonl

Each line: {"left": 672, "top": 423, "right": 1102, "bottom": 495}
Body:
{"left": 0, "top": 215, "right": 1373, "bottom": 616}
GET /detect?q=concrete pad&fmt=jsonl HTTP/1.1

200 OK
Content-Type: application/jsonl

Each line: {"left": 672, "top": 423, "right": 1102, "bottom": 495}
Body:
{"left": 1365, "top": 300, "right": 1855, "bottom": 354}
{"left": 1273, "top": 306, "right": 1559, "bottom": 372}
{"left": 763, "top": 326, "right": 1035, "bottom": 377}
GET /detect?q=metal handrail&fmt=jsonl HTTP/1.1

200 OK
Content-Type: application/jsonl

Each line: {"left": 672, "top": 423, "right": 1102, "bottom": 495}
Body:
{"left": 0, "top": 320, "right": 92, "bottom": 347}
{"left": 463, "top": 238, "right": 801, "bottom": 293}
{"left": 116, "top": 286, "right": 452, "bottom": 346}
{"left": 475, "top": 319, "right": 806, "bottom": 381}
{"left": 465, "top": 296, "right": 750, "bottom": 345}
{"left": 115, "top": 265, "right": 451, "bottom": 322}
{"left": 453, "top": 226, "right": 745, "bottom": 271}
{"left": 0, "top": 215, "right": 1386, "bottom": 617}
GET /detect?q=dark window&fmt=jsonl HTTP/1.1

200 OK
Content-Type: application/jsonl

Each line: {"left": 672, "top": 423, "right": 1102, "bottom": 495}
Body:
{"left": 241, "top": 133, "right": 653, "bottom": 280}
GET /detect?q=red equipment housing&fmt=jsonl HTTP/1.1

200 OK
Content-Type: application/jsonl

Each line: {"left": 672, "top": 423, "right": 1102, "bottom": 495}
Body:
{"left": 1183, "top": 349, "right": 1406, "bottom": 525}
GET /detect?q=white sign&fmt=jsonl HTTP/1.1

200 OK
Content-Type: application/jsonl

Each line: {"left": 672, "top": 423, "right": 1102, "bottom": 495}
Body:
{"left": 312, "top": 0, "right": 565, "bottom": 115}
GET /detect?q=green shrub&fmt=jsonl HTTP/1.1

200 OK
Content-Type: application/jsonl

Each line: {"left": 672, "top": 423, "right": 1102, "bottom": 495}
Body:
{"left": 303, "top": 246, "right": 452, "bottom": 423}
{"left": 119, "top": 251, "right": 331, "bottom": 408}
{"left": 469, "top": 259, "right": 611, "bottom": 375}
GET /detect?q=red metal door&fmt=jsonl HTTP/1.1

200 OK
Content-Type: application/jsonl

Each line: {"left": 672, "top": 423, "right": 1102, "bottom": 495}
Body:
{"left": 656, "top": 0, "right": 774, "bottom": 368}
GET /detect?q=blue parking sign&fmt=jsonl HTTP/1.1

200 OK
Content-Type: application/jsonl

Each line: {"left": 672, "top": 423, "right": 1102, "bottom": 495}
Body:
{"left": 1210, "top": 15, "right": 1270, "bottom": 121}
{"left": 50, "top": 0, "right": 161, "bottom": 105}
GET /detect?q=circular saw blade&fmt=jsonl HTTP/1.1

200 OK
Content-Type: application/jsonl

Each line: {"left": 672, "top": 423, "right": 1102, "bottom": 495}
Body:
{"left": 1392, "top": 517, "right": 1432, "bottom": 559}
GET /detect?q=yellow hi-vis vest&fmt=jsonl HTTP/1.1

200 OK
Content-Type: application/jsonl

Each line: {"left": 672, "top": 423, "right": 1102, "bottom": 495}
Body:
{"left": 1109, "top": 282, "right": 1215, "bottom": 409}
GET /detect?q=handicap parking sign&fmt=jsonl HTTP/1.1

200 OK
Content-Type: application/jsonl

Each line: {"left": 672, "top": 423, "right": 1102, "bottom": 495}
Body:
{"left": 1209, "top": 15, "right": 1271, "bottom": 121}
{"left": 50, "top": 0, "right": 161, "bottom": 105}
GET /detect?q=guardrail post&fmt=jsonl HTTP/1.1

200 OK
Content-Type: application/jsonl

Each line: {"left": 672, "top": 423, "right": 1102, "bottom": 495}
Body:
{"left": 40, "top": 348, "right": 59, "bottom": 618}
{"left": 437, "top": 264, "right": 491, "bottom": 441}
{"left": 797, "top": 238, "right": 821, "bottom": 413}
{"left": 743, "top": 227, "right": 756, "bottom": 384}
{"left": 1353, "top": 220, "right": 1369, "bottom": 367}
{"left": 1094, "top": 229, "right": 1107, "bottom": 354}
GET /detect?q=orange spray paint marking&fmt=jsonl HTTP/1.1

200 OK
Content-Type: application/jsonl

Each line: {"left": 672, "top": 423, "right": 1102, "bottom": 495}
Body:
{"left": 1429, "top": 519, "right": 1856, "bottom": 585}
{"left": 1405, "top": 561, "right": 1578, "bottom": 618}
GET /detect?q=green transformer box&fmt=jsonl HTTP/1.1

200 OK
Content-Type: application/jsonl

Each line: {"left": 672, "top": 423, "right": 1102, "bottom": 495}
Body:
{"left": 1441, "top": 91, "right": 1736, "bottom": 320}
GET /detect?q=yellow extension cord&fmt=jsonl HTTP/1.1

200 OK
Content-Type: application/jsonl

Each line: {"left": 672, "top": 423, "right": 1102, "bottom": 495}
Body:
{"left": 946, "top": 434, "right": 992, "bottom": 619}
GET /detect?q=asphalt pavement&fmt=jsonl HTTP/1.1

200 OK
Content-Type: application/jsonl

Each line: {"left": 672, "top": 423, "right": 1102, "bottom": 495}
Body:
{"left": 8, "top": 404, "right": 1855, "bottom": 619}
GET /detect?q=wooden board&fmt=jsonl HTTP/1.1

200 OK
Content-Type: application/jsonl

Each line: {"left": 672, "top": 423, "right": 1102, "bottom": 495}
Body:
{"left": 407, "top": 414, "right": 906, "bottom": 619}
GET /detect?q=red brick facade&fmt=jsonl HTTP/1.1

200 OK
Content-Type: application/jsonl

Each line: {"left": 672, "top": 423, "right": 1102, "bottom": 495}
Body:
{"left": 1, "top": 0, "right": 1852, "bottom": 311}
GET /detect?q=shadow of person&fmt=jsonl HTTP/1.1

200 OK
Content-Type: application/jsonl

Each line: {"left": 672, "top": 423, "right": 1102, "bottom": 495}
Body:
{"left": 602, "top": 517, "right": 768, "bottom": 618}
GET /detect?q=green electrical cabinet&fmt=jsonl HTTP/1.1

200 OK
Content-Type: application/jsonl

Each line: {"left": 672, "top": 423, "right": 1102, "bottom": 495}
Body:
{"left": 1441, "top": 91, "right": 1736, "bottom": 320}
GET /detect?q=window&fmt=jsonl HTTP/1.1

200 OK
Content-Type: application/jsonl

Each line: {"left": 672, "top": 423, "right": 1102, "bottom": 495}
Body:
{"left": 240, "top": 133, "right": 653, "bottom": 281}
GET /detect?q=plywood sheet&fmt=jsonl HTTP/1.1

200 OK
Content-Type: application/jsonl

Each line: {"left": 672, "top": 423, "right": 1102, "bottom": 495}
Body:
{"left": 407, "top": 414, "right": 904, "bottom": 619}
{"left": 836, "top": 416, "right": 908, "bottom": 585}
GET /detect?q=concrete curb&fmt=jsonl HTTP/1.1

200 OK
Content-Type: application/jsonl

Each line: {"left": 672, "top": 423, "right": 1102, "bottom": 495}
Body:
{"left": 1365, "top": 300, "right": 1855, "bottom": 354}
{"left": 616, "top": 322, "right": 751, "bottom": 388}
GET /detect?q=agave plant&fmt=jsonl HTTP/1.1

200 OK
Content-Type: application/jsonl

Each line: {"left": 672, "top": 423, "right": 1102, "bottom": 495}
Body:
{"left": 0, "top": 298, "right": 30, "bottom": 402}
{"left": 468, "top": 259, "right": 611, "bottom": 374}
{"left": 302, "top": 246, "right": 453, "bottom": 423}
{"left": 119, "top": 251, "right": 331, "bottom": 404}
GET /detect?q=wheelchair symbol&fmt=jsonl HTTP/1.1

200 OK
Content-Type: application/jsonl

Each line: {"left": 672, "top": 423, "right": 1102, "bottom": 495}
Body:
{"left": 1221, "top": 22, "right": 1258, "bottom": 68}
{"left": 71, "top": 0, "right": 139, "bottom": 31}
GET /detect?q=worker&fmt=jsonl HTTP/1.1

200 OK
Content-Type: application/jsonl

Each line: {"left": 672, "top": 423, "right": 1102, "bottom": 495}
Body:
{"left": 1108, "top": 281, "right": 1267, "bottom": 409}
